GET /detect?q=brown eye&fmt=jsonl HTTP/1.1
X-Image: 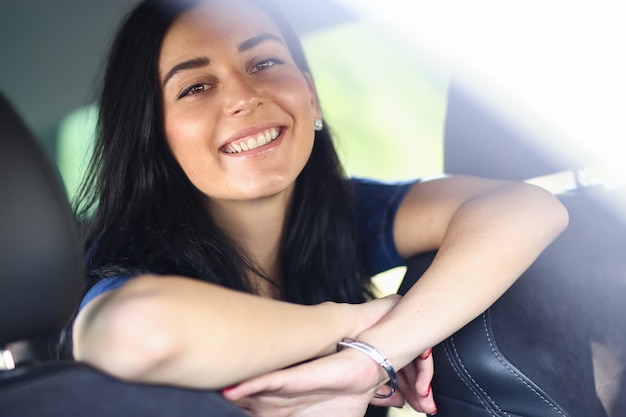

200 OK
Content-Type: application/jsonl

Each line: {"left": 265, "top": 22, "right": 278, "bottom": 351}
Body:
{"left": 251, "top": 58, "right": 284, "bottom": 73}
{"left": 178, "top": 83, "right": 212, "bottom": 99}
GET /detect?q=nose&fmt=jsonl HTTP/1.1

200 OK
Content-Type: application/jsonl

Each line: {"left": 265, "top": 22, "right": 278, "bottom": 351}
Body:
{"left": 222, "top": 74, "right": 262, "bottom": 116}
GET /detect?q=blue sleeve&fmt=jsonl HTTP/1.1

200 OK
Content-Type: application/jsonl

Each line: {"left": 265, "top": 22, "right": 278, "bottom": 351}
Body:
{"left": 351, "top": 177, "right": 417, "bottom": 277}
{"left": 80, "top": 178, "right": 416, "bottom": 308}
{"left": 79, "top": 275, "right": 132, "bottom": 310}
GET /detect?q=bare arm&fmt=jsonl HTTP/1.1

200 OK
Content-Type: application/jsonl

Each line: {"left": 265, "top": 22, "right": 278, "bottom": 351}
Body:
{"left": 220, "top": 175, "right": 568, "bottom": 416}
{"left": 73, "top": 275, "right": 398, "bottom": 389}
{"left": 359, "top": 175, "right": 569, "bottom": 368}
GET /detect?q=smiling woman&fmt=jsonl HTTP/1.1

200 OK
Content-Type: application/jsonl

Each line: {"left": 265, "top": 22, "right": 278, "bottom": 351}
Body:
{"left": 63, "top": 0, "right": 568, "bottom": 416}
{"left": 56, "top": 11, "right": 447, "bottom": 201}
{"left": 158, "top": 3, "right": 319, "bottom": 204}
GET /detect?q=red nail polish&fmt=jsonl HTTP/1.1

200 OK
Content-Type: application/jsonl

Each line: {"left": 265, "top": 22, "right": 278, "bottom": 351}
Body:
{"left": 425, "top": 384, "right": 432, "bottom": 397}
{"left": 423, "top": 348, "right": 433, "bottom": 359}
{"left": 220, "top": 385, "right": 236, "bottom": 395}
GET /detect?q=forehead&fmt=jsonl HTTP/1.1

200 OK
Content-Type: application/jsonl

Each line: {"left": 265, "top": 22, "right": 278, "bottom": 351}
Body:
{"left": 162, "top": 0, "right": 283, "bottom": 52}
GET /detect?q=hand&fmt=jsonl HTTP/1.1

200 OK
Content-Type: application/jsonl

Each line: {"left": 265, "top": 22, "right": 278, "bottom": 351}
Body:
{"left": 372, "top": 348, "right": 437, "bottom": 415}
{"left": 222, "top": 348, "right": 395, "bottom": 417}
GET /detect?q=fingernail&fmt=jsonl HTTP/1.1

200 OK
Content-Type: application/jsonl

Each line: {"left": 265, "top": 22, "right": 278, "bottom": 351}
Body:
{"left": 425, "top": 384, "right": 431, "bottom": 397}
{"left": 423, "top": 348, "right": 433, "bottom": 359}
{"left": 220, "top": 385, "right": 236, "bottom": 395}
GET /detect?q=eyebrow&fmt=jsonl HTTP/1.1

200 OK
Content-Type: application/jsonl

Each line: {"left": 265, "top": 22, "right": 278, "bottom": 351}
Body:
{"left": 238, "top": 33, "right": 284, "bottom": 53}
{"left": 162, "top": 56, "right": 210, "bottom": 87}
{"left": 162, "top": 33, "right": 285, "bottom": 88}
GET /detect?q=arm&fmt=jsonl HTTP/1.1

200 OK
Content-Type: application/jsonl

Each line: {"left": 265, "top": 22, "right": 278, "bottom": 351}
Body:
{"left": 73, "top": 275, "right": 398, "bottom": 389}
{"left": 359, "top": 175, "right": 569, "bottom": 368}
{"left": 224, "top": 175, "right": 568, "bottom": 415}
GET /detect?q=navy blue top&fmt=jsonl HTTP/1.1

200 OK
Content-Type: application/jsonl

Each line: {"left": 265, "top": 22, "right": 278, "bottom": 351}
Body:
{"left": 79, "top": 178, "right": 416, "bottom": 310}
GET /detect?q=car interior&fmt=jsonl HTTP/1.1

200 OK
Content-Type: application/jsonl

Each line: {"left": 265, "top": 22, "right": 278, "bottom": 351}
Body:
{"left": 1, "top": 1, "right": 625, "bottom": 416}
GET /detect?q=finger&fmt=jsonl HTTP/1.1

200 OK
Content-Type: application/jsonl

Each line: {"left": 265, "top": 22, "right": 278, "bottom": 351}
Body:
{"left": 410, "top": 355, "right": 437, "bottom": 415}
{"left": 222, "top": 371, "right": 287, "bottom": 401}
{"left": 419, "top": 347, "right": 433, "bottom": 360}
{"left": 375, "top": 365, "right": 421, "bottom": 409}
{"left": 369, "top": 384, "right": 406, "bottom": 409}
{"left": 402, "top": 361, "right": 419, "bottom": 393}
{"left": 230, "top": 397, "right": 255, "bottom": 417}
{"left": 224, "top": 358, "right": 332, "bottom": 401}
{"left": 394, "top": 366, "right": 423, "bottom": 411}
{"left": 411, "top": 387, "right": 437, "bottom": 416}
{"left": 394, "top": 358, "right": 434, "bottom": 414}
{"left": 234, "top": 396, "right": 288, "bottom": 417}
{"left": 368, "top": 366, "right": 411, "bottom": 409}
{"left": 415, "top": 353, "right": 434, "bottom": 397}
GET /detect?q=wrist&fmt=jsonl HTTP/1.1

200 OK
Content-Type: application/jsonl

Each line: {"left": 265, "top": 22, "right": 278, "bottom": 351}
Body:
{"left": 336, "top": 344, "right": 387, "bottom": 392}
{"left": 337, "top": 338, "right": 398, "bottom": 398}
{"left": 315, "top": 302, "right": 357, "bottom": 356}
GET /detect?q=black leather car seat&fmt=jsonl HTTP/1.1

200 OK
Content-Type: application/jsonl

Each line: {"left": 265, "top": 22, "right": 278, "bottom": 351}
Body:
{"left": 399, "top": 82, "right": 626, "bottom": 417}
{"left": 0, "top": 92, "right": 249, "bottom": 417}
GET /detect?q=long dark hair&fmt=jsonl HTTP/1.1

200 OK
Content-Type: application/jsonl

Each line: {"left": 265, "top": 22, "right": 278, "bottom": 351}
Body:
{"left": 75, "top": 0, "right": 373, "bottom": 307}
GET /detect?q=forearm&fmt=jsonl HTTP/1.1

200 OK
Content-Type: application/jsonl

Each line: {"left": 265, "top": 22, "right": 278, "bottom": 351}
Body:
{"left": 73, "top": 275, "right": 363, "bottom": 389}
{"left": 359, "top": 182, "right": 569, "bottom": 369}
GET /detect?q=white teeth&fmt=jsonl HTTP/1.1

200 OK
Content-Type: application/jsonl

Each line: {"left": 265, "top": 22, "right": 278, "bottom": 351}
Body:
{"left": 224, "top": 127, "right": 280, "bottom": 154}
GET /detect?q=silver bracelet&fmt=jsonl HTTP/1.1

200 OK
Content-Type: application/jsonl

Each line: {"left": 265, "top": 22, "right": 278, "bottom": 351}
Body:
{"left": 337, "top": 338, "right": 398, "bottom": 399}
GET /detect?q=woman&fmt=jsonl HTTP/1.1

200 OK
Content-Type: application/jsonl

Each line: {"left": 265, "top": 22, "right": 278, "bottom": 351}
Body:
{"left": 70, "top": 0, "right": 569, "bottom": 415}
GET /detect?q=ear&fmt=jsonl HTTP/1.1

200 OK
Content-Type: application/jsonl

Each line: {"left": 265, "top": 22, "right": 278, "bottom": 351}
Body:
{"left": 303, "top": 71, "right": 323, "bottom": 120}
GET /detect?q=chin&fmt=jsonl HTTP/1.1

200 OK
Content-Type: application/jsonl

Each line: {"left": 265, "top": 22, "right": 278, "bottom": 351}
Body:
{"left": 240, "top": 182, "right": 294, "bottom": 201}
{"left": 215, "top": 176, "right": 296, "bottom": 203}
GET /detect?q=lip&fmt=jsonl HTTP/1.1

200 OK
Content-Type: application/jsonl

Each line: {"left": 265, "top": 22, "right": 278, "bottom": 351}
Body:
{"left": 220, "top": 123, "right": 285, "bottom": 156}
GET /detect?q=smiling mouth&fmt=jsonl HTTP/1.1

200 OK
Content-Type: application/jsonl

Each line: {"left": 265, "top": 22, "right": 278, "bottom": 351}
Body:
{"left": 222, "top": 127, "right": 282, "bottom": 154}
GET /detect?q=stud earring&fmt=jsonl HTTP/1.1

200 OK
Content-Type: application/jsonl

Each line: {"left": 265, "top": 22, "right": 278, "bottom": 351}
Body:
{"left": 313, "top": 118, "right": 324, "bottom": 131}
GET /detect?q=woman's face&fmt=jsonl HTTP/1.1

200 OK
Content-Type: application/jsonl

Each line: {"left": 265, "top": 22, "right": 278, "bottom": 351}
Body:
{"left": 158, "top": 0, "right": 320, "bottom": 205}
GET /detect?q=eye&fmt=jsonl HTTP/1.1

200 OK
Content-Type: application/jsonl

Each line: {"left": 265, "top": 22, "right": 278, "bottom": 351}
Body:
{"left": 250, "top": 57, "right": 284, "bottom": 74}
{"left": 178, "top": 83, "right": 212, "bottom": 99}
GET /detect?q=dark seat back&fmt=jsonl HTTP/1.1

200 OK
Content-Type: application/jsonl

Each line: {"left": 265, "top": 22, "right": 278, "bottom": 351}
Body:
{"left": 402, "top": 187, "right": 626, "bottom": 417}
{"left": 0, "top": 93, "right": 82, "bottom": 351}
{"left": 0, "top": 92, "right": 248, "bottom": 416}
{"left": 400, "top": 82, "right": 626, "bottom": 417}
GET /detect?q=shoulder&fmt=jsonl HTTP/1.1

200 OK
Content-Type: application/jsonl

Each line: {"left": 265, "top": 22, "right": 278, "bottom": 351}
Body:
{"left": 349, "top": 177, "right": 419, "bottom": 276}
{"left": 80, "top": 275, "right": 133, "bottom": 311}
{"left": 350, "top": 177, "right": 417, "bottom": 220}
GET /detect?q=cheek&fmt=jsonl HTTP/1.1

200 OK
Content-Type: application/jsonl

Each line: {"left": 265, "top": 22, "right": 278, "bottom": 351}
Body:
{"left": 270, "top": 73, "right": 317, "bottom": 119}
{"left": 163, "top": 120, "right": 185, "bottom": 165}
{"left": 162, "top": 113, "right": 206, "bottom": 176}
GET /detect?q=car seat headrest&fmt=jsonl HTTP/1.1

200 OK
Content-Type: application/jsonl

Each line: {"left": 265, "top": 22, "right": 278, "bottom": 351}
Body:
{"left": 0, "top": 92, "right": 83, "bottom": 347}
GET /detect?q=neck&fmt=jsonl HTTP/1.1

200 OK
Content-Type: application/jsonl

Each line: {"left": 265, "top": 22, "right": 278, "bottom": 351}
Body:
{"left": 206, "top": 188, "right": 294, "bottom": 286}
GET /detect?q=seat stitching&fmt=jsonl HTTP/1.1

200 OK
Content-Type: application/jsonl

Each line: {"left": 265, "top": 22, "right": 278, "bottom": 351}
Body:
{"left": 449, "top": 318, "right": 511, "bottom": 417}
{"left": 443, "top": 336, "right": 499, "bottom": 416}
{"left": 482, "top": 312, "right": 567, "bottom": 416}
